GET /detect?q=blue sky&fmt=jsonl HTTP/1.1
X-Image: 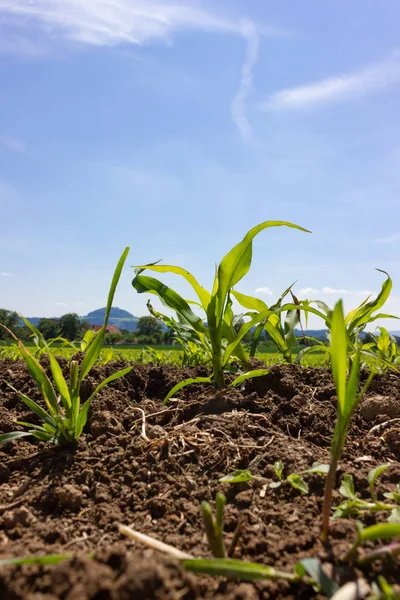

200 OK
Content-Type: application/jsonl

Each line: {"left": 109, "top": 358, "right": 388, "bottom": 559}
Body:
{"left": 1, "top": 0, "right": 400, "bottom": 329}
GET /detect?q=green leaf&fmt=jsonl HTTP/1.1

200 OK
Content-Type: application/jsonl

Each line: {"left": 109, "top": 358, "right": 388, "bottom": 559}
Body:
{"left": 219, "top": 470, "right": 255, "bottom": 484}
{"left": 339, "top": 474, "right": 357, "bottom": 500}
{"left": 368, "top": 464, "right": 391, "bottom": 499}
{"left": 287, "top": 474, "right": 309, "bottom": 494}
{"left": 231, "top": 290, "right": 268, "bottom": 312}
{"left": 330, "top": 301, "right": 348, "bottom": 414}
{"left": 0, "top": 554, "right": 74, "bottom": 567}
{"left": 388, "top": 507, "right": 400, "bottom": 524}
{"left": 132, "top": 264, "right": 211, "bottom": 309}
{"left": 6, "top": 383, "right": 57, "bottom": 429}
{"left": 359, "top": 523, "right": 400, "bottom": 543}
{"left": 163, "top": 376, "right": 213, "bottom": 405}
{"left": 274, "top": 461, "right": 283, "bottom": 479}
{"left": 215, "top": 221, "right": 310, "bottom": 326}
{"left": 301, "top": 462, "right": 330, "bottom": 475}
{"left": 0, "top": 431, "right": 33, "bottom": 444}
{"left": 230, "top": 369, "right": 270, "bottom": 387}
{"left": 181, "top": 558, "right": 297, "bottom": 582}
{"left": 86, "top": 366, "right": 133, "bottom": 404}
{"left": 132, "top": 274, "right": 206, "bottom": 334}
{"left": 49, "top": 354, "right": 71, "bottom": 411}
{"left": 80, "top": 247, "right": 129, "bottom": 381}
{"left": 298, "top": 558, "right": 339, "bottom": 597}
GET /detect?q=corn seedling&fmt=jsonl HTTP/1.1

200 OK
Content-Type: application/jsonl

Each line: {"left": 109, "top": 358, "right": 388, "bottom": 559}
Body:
{"left": 333, "top": 472, "right": 397, "bottom": 520}
{"left": 232, "top": 283, "right": 302, "bottom": 363}
{"left": 0, "top": 248, "right": 132, "bottom": 446}
{"left": 321, "top": 301, "right": 376, "bottom": 540}
{"left": 361, "top": 327, "right": 400, "bottom": 372}
{"left": 295, "top": 271, "right": 398, "bottom": 366}
{"left": 345, "top": 521, "right": 400, "bottom": 562}
{"left": 201, "top": 493, "right": 227, "bottom": 558}
{"left": 220, "top": 462, "right": 328, "bottom": 495}
{"left": 370, "top": 577, "right": 400, "bottom": 600}
{"left": 132, "top": 221, "right": 310, "bottom": 397}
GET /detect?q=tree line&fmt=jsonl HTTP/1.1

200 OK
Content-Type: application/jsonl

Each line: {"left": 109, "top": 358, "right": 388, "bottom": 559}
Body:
{"left": 0, "top": 309, "right": 171, "bottom": 346}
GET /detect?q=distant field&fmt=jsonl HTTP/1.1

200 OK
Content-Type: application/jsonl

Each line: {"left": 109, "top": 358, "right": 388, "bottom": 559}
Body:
{"left": 0, "top": 343, "right": 327, "bottom": 367}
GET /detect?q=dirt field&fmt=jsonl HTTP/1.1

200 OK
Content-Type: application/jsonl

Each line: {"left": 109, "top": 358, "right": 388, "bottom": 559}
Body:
{"left": 0, "top": 358, "right": 399, "bottom": 599}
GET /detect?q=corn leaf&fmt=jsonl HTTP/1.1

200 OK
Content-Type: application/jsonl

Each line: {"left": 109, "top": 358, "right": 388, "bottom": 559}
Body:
{"left": 49, "top": 354, "right": 71, "bottom": 411}
{"left": 0, "top": 554, "right": 74, "bottom": 567}
{"left": 359, "top": 523, "right": 400, "bottom": 543}
{"left": 132, "top": 264, "right": 210, "bottom": 309}
{"left": 330, "top": 301, "right": 348, "bottom": 415}
{"left": 6, "top": 383, "right": 57, "bottom": 429}
{"left": 0, "top": 431, "right": 33, "bottom": 444}
{"left": 181, "top": 557, "right": 297, "bottom": 581}
{"left": 163, "top": 376, "right": 212, "bottom": 405}
{"left": 231, "top": 369, "right": 270, "bottom": 387}
{"left": 219, "top": 470, "right": 256, "bottom": 483}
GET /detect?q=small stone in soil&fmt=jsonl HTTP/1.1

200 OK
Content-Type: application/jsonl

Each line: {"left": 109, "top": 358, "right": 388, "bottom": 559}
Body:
{"left": 56, "top": 484, "right": 83, "bottom": 509}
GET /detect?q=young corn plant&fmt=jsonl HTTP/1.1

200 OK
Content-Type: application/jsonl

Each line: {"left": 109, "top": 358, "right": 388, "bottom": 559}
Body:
{"left": 0, "top": 248, "right": 132, "bottom": 446}
{"left": 295, "top": 270, "right": 398, "bottom": 365}
{"left": 333, "top": 468, "right": 399, "bottom": 521}
{"left": 321, "top": 300, "right": 376, "bottom": 540}
{"left": 132, "top": 220, "right": 310, "bottom": 397}
{"left": 231, "top": 283, "right": 301, "bottom": 363}
{"left": 361, "top": 326, "right": 400, "bottom": 372}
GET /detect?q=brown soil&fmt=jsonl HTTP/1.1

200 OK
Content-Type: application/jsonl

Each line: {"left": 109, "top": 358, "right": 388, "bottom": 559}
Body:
{"left": 0, "top": 359, "right": 399, "bottom": 599}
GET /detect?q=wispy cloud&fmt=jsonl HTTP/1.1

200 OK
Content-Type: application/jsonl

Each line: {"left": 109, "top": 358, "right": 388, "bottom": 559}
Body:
{"left": 1, "top": 271, "right": 15, "bottom": 277}
{"left": 298, "top": 287, "right": 372, "bottom": 297}
{"left": 0, "top": 135, "right": 27, "bottom": 154}
{"left": 375, "top": 232, "right": 400, "bottom": 244}
{"left": 230, "top": 20, "right": 259, "bottom": 142}
{"left": 57, "top": 302, "right": 69, "bottom": 307}
{"left": 255, "top": 286, "right": 273, "bottom": 296}
{"left": 261, "top": 54, "right": 400, "bottom": 111}
{"left": 0, "top": 1, "right": 282, "bottom": 139}
{"left": 322, "top": 287, "right": 352, "bottom": 295}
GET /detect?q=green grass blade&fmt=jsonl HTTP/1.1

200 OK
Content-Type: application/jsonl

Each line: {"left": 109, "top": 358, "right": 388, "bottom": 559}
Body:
{"left": 231, "top": 369, "right": 270, "bottom": 387}
{"left": 181, "top": 558, "right": 298, "bottom": 581}
{"left": 298, "top": 558, "right": 339, "bottom": 597}
{"left": 79, "top": 329, "right": 104, "bottom": 382}
{"left": 347, "top": 270, "right": 393, "bottom": 332}
{"left": 0, "top": 431, "right": 33, "bottom": 444}
{"left": 330, "top": 301, "right": 347, "bottom": 414}
{"left": 49, "top": 354, "right": 71, "bottom": 411}
{"left": 219, "top": 470, "right": 255, "bottom": 483}
{"left": 359, "top": 523, "right": 400, "bottom": 543}
{"left": 104, "top": 246, "right": 130, "bottom": 325}
{"left": 0, "top": 554, "right": 74, "bottom": 567}
{"left": 7, "top": 383, "right": 57, "bottom": 429}
{"left": 163, "top": 376, "right": 212, "bottom": 405}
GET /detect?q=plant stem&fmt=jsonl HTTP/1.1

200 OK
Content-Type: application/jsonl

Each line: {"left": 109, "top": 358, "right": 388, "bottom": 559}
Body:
{"left": 321, "top": 451, "right": 340, "bottom": 541}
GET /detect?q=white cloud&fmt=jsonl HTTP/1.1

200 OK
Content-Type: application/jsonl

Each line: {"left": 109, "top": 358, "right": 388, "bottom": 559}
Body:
{"left": 375, "top": 233, "right": 400, "bottom": 244}
{"left": 261, "top": 54, "right": 400, "bottom": 110}
{"left": 1, "top": 271, "right": 15, "bottom": 277}
{"left": 322, "top": 287, "right": 352, "bottom": 295}
{"left": 230, "top": 20, "right": 259, "bottom": 142}
{"left": 255, "top": 286, "right": 273, "bottom": 296}
{"left": 57, "top": 302, "right": 69, "bottom": 307}
{"left": 0, "top": 1, "right": 283, "bottom": 140}
{"left": 0, "top": 135, "right": 27, "bottom": 154}
{"left": 298, "top": 287, "right": 320, "bottom": 296}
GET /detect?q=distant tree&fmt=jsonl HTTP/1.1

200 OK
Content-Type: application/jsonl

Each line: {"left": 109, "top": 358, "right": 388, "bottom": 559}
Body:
{"left": 38, "top": 318, "right": 60, "bottom": 340}
{"left": 0, "top": 309, "right": 19, "bottom": 340}
{"left": 59, "top": 313, "right": 81, "bottom": 341}
{"left": 120, "top": 328, "right": 130, "bottom": 336}
{"left": 104, "top": 332, "right": 124, "bottom": 346}
{"left": 233, "top": 318, "right": 252, "bottom": 343}
{"left": 136, "top": 316, "right": 162, "bottom": 344}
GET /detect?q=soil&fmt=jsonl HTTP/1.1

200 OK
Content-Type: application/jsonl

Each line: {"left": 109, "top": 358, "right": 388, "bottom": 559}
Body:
{"left": 0, "top": 358, "right": 399, "bottom": 599}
